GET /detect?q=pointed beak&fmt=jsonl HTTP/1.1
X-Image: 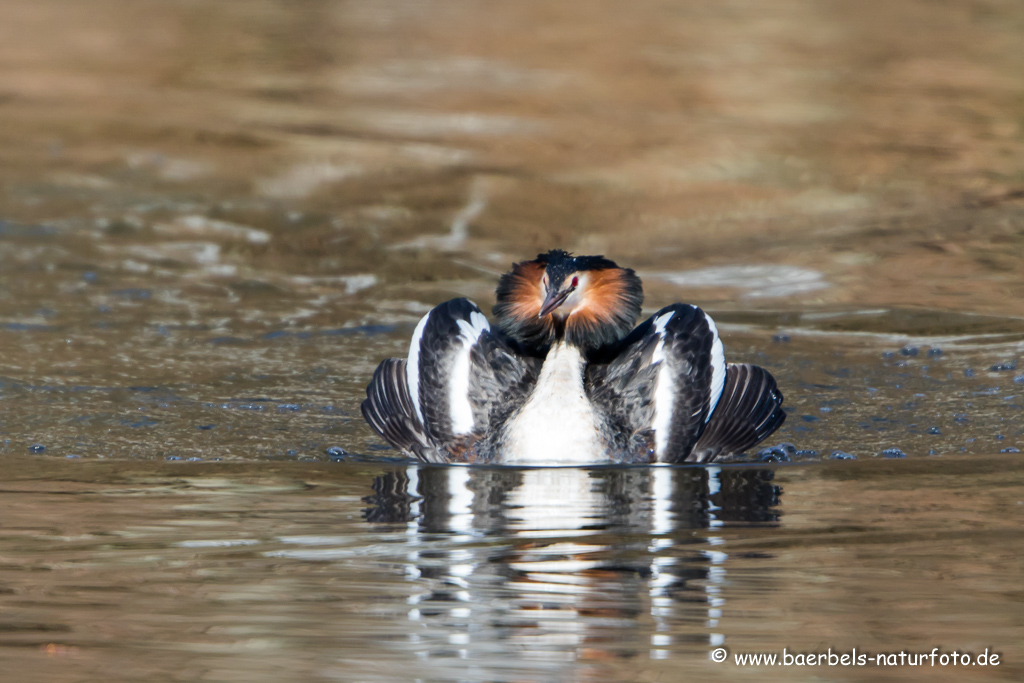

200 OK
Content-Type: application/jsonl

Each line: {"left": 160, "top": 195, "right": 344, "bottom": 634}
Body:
{"left": 539, "top": 287, "right": 572, "bottom": 318}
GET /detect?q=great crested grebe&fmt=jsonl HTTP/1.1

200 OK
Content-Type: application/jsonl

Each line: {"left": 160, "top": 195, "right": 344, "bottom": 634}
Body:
{"left": 362, "top": 250, "right": 785, "bottom": 464}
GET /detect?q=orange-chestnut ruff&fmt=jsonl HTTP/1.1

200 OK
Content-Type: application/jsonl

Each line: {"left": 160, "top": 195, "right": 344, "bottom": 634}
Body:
{"left": 493, "top": 250, "right": 644, "bottom": 349}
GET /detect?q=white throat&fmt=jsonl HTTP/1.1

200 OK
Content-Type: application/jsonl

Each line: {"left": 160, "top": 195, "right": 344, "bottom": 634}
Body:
{"left": 501, "top": 341, "right": 605, "bottom": 464}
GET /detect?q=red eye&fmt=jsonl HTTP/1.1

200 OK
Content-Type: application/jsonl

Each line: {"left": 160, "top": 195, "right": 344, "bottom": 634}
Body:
{"left": 571, "top": 276, "right": 579, "bottom": 288}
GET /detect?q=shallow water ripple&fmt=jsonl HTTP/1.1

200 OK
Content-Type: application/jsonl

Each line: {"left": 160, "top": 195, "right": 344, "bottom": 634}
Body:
{"left": 0, "top": 459, "right": 1021, "bottom": 682}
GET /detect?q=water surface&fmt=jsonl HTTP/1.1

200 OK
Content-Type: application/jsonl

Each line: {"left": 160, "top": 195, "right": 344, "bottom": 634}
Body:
{"left": 2, "top": 457, "right": 1022, "bottom": 682}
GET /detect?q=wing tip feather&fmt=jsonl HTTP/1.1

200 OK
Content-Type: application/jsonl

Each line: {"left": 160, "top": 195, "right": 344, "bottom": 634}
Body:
{"left": 689, "top": 363, "right": 785, "bottom": 462}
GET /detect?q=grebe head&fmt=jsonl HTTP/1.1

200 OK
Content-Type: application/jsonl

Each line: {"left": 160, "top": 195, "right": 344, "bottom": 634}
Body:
{"left": 493, "top": 249, "right": 643, "bottom": 349}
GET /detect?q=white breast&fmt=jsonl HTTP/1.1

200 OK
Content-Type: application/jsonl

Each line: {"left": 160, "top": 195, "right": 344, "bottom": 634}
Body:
{"left": 500, "top": 342, "right": 606, "bottom": 464}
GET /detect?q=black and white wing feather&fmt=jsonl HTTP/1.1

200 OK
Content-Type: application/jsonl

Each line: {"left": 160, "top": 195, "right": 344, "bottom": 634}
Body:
{"left": 361, "top": 358, "right": 444, "bottom": 463}
{"left": 587, "top": 304, "right": 727, "bottom": 463}
{"left": 363, "top": 298, "right": 538, "bottom": 462}
{"left": 689, "top": 363, "right": 786, "bottom": 462}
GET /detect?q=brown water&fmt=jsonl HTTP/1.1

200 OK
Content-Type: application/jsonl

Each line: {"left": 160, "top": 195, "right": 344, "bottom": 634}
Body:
{"left": 1, "top": 0, "right": 1023, "bottom": 680}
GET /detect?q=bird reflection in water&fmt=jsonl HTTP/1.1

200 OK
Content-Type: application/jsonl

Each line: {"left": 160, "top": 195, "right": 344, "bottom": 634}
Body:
{"left": 363, "top": 466, "right": 781, "bottom": 670}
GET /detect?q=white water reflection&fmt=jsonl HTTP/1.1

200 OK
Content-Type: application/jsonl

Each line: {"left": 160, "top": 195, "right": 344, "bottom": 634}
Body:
{"left": 650, "top": 265, "right": 829, "bottom": 298}
{"left": 360, "top": 465, "right": 781, "bottom": 677}
{"left": 338, "top": 57, "right": 572, "bottom": 95}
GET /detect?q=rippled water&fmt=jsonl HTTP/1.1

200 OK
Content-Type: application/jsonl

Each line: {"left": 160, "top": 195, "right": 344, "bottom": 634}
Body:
{"left": 1, "top": 0, "right": 1023, "bottom": 680}
{"left": 3, "top": 458, "right": 1022, "bottom": 682}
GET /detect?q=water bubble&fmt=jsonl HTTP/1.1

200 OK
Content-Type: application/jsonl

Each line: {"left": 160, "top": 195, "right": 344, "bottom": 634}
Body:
{"left": 900, "top": 346, "right": 919, "bottom": 356}
{"left": 29, "top": 443, "right": 46, "bottom": 454}
{"left": 829, "top": 450, "right": 856, "bottom": 460}
{"left": 165, "top": 455, "right": 183, "bottom": 461}
{"left": 928, "top": 427, "right": 941, "bottom": 435}
{"left": 880, "top": 447, "right": 907, "bottom": 458}
{"left": 772, "top": 334, "right": 790, "bottom": 343}
{"left": 990, "top": 360, "right": 1018, "bottom": 372}
{"left": 1001, "top": 447, "right": 1020, "bottom": 453}
{"left": 755, "top": 447, "right": 790, "bottom": 463}
{"left": 927, "top": 348, "right": 943, "bottom": 357}
{"left": 326, "top": 446, "right": 349, "bottom": 461}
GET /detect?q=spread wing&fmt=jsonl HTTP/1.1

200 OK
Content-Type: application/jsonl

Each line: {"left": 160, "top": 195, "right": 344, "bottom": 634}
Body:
{"left": 688, "top": 363, "right": 786, "bottom": 462}
{"left": 361, "top": 358, "right": 444, "bottom": 463}
{"left": 362, "top": 298, "right": 539, "bottom": 462}
{"left": 587, "top": 304, "right": 726, "bottom": 463}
